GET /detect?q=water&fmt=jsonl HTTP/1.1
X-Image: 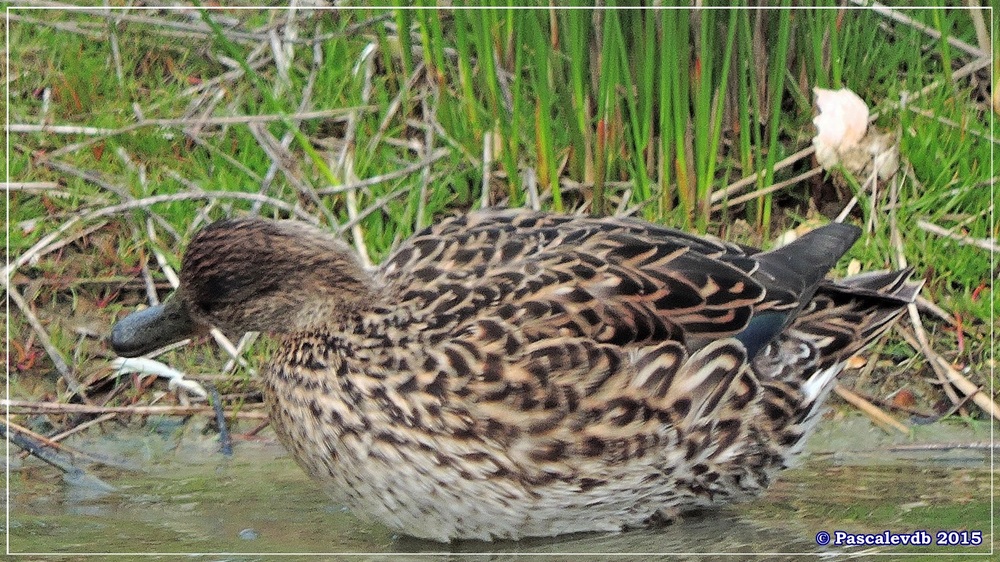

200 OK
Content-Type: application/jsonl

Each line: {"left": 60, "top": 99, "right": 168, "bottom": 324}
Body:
{"left": 6, "top": 417, "right": 993, "bottom": 560}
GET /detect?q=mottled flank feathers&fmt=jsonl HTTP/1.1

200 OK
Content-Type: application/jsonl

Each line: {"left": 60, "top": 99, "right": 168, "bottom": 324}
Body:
{"left": 111, "top": 209, "right": 919, "bottom": 542}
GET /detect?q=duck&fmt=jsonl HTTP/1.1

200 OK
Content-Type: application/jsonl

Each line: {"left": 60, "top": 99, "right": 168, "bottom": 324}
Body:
{"left": 110, "top": 208, "right": 919, "bottom": 542}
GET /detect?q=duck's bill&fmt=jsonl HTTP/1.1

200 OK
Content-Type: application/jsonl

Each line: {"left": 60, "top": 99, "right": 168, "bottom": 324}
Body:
{"left": 109, "top": 297, "right": 198, "bottom": 357}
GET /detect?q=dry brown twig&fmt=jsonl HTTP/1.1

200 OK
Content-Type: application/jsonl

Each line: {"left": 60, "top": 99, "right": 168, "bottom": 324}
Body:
{"left": 11, "top": 109, "right": 365, "bottom": 139}
{"left": 480, "top": 131, "right": 495, "bottom": 208}
{"left": 854, "top": 0, "right": 989, "bottom": 59}
{"left": 78, "top": 190, "right": 318, "bottom": 223}
{"left": 416, "top": 89, "right": 438, "bottom": 231}
{"left": 895, "top": 326, "right": 1000, "bottom": 422}
{"left": 711, "top": 145, "right": 816, "bottom": 205}
{"left": 7, "top": 12, "right": 106, "bottom": 40}
{"left": 711, "top": 167, "right": 823, "bottom": 212}
{"left": 3, "top": 181, "right": 61, "bottom": 190}
{"left": 4, "top": 399, "right": 268, "bottom": 419}
{"left": 16, "top": 0, "right": 270, "bottom": 44}
{"left": 888, "top": 442, "right": 997, "bottom": 452}
{"left": 336, "top": 42, "right": 379, "bottom": 269}
{"left": 248, "top": 121, "right": 338, "bottom": 228}
{"left": 885, "top": 173, "right": 968, "bottom": 410}
{"left": 253, "top": 23, "right": 325, "bottom": 215}
{"left": 367, "top": 62, "right": 428, "bottom": 154}
{"left": 833, "top": 385, "right": 910, "bottom": 434}
{"left": 4, "top": 419, "right": 121, "bottom": 486}
{"left": 47, "top": 413, "right": 119, "bottom": 444}
{"left": 6, "top": 283, "right": 87, "bottom": 399}
{"left": 916, "top": 219, "right": 998, "bottom": 253}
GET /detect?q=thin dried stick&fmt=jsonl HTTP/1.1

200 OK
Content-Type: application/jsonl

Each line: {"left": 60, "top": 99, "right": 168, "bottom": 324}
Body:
{"left": 415, "top": 91, "right": 437, "bottom": 231}
{"left": 8, "top": 124, "right": 119, "bottom": 135}
{"left": 424, "top": 115, "right": 480, "bottom": 169}
{"left": 523, "top": 167, "right": 541, "bottom": 212}
{"left": 915, "top": 295, "right": 958, "bottom": 325}
{"left": 895, "top": 326, "right": 1000, "bottom": 422}
{"left": 171, "top": 43, "right": 272, "bottom": 103}
{"left": 864, "top": 165, "right": 879, "bottom": 235}
{"left": 248, "top": 122, "right": 338, "bottom": 227}
{"left": 3, "top": 420, "right": 117, "bottom": 487}
{"left": 366, "top": 62, "right": 427, "bottom": 154}
{"left": 852, "top": 385, "right": 937, "bottom": 419}
{"left": 104, "top": 1, "right": 125, "bottom": 85}
{"left": 929, "top": 355, "right": 1000, "bottom": 422}
{"left": 13, "top": 108, "right": 367, "bottom": 137}
{"left": 711, "top": 145, "right": 815, "bottom": 204}
{"left": 47, "top": 413, "right": 118, "bottom": 443}
{"left": 6, "top": 283, "right": 87, "bottom": 398}
{"left": 269, "top": 28, "right": 292, "bottom": 94}
{"left": 887, "top": 175, "right": 906, "bottom": 267}
{"left": 341, "top": 184, "right": 414, "bottom": 234}
{"left": 712, "top": 167, "right": 822, "bottom": 212}
{"left": 4, "top": 221, "right": 108, "bottom": 278}
{"left": 3, "top": 182, "right": 61, "bottom": 190}
{"left": 904, "top": 105, "right": 998, "bottom": 144}
{"left": 854, "top": 0, "right": 988, "bottom": 58}
{"left": 964, "top": 1, "right": 990, "bottom": 55}
{"left": 834, "top": 385, "right": 910, "bottom": 434}
{"left": 852, "top": 341, "right": 884, "bottom": 389}
{"left": 315, "top": 148, "right": 449, "bottom": 196}
{"left": 887, "top": 176, "right": 964, "bottom": 408}
{"left": 916, "top": 219, "right": 998, "bottom": 253}
{"left": 221, "top": 333, "right": 259, "bottom": 376}
{"left": 40, "top": 156, "right": 130, "bottom": 199}
{"left": 891, "top": 56, "right": 992, "bottom": 112}
{"left": 336, "top": 43, "right": 378, "bottom": 268}
{"left": 7, "top": 419, "right": 75, "bottom": 454}
{"left": 77, "top": 190, "right": 319, "bottom": 222}
{"left": 18, "top": 1, "right": 272, "bottom": 44}
{"left": 3, "top": 399, "right": 267, "bottom": 419}
{"left": 888, "top": 442, "right": 997, "bottom": 452}
{"left": 480, "top": 131, "right": 494, "bottom": 208}
{"left": 7, "top": 13, "right": 106, "bottom": 40}
{"left": 182, "top": 87, "right": 227, "bottom": 139}
{"left": 27, "top": 165, "right": 211, "bottom": 236}
{"left": 26, "top": 106, "right": 359, "bottom": 163}
{"left": 254, "top": 22, "right": 324, "bottom": 214}
{"left": 143, "top": 219, "right": 180, "bottom": 288}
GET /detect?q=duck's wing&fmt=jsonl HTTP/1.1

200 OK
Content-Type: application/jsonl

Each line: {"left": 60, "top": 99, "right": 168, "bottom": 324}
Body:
{"left": 379, "top": 209, "right": 858, "bottom": 355}
{"left": 381, "top": 210, "right": 759, "bottom": 349}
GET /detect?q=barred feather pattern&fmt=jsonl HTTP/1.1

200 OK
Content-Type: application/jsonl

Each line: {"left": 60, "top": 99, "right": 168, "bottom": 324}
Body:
{"left": 114, "top": 209, "right": 917, "bottom": 541}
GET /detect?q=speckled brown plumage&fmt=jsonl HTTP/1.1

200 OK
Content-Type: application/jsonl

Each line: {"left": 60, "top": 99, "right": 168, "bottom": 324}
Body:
{"left": 110, "top": 209, "right": 919, "bottom": 541}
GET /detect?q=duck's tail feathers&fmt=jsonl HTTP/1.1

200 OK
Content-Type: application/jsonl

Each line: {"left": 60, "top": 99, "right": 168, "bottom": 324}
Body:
{"left": 752, "top": 267, "right": 920, "bottom": 461}
{"left": 753, "top": 223, "right": 862, "bottom": 303}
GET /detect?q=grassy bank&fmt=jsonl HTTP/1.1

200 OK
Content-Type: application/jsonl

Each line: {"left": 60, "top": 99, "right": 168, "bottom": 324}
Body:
{"left": 5, "top": 5, "right": 995, "bottom": 446}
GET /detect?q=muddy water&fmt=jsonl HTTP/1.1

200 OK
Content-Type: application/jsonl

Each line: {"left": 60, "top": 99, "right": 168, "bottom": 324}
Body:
{"left": 7, "top": 417, "right": 992, "bottom": 560}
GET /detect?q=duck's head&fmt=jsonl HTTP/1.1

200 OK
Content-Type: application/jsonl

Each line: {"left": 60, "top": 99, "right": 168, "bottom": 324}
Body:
{"left": 110, "top": 218, "right": 373, "bottom": 358}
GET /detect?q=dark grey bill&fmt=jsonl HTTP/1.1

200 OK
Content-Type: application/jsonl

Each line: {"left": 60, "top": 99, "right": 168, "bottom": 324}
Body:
{"left": 109, "top": 297, "right": 197, "bottom": 357}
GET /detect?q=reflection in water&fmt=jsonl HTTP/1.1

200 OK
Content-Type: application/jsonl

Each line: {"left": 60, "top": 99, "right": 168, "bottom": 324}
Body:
{"left": 7, "top": 420, "right": 992, "bottom": 558}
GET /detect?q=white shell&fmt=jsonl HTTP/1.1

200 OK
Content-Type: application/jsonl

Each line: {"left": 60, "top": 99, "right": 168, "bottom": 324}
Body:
{"left": 812, "top": 87, "right": 870, "bottom": 170}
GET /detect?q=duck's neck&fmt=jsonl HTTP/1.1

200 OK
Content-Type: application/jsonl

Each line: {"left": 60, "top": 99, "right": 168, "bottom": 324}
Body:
{"left": 252, "top": 255, "right": 380, "bottom": 335}
{"left": 289, "top": 298, "right": 372, "bottom": 334}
